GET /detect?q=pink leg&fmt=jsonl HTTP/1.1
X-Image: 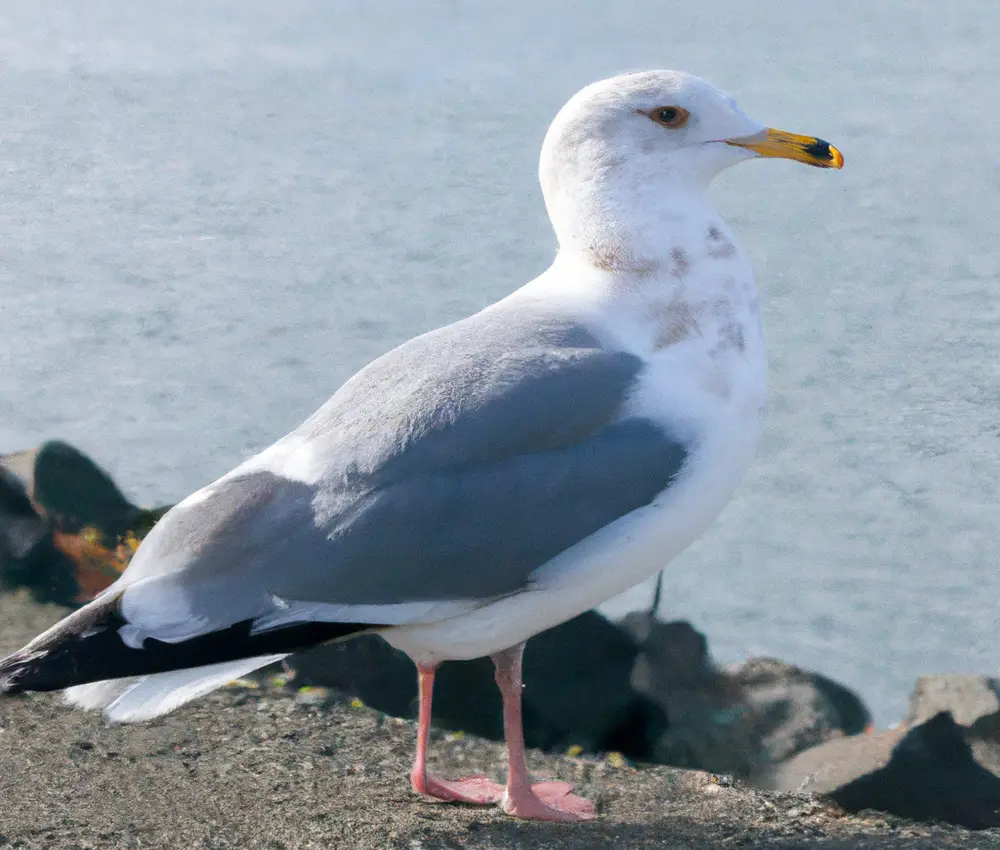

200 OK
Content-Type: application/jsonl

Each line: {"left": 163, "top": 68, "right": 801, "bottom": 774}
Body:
{"left": 492, "top": 643, "right": 596, "bottom": 821}
{"left": 409, "top": 662, "right": 504, "bottom": 804}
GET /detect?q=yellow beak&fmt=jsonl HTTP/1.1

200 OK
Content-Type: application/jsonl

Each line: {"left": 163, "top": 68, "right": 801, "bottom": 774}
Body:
{"left": 725, "top": 128, "right": 844, "bottom": 169}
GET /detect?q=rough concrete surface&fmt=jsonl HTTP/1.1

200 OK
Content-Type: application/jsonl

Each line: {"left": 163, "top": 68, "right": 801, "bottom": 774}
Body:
{"left": 2, "top": 593, "right": 999, "bottom": 850}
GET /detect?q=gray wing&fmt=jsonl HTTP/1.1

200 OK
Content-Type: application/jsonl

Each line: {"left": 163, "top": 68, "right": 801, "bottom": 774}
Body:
{"left": 116, "top": 303, "right": 689, "bottom": 638}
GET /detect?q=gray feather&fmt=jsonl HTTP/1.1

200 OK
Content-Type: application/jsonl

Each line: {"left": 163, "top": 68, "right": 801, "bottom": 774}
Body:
{"left": 116, "top": 302, "right": 690, "bottom": 636}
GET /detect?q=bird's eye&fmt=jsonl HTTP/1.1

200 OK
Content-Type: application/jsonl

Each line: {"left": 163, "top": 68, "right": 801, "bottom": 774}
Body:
{"left": 648, "top": 106, "right": 690, "bottom": 129}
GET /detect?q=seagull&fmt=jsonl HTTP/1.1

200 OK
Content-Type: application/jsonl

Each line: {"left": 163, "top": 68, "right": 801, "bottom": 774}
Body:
{"left": 0, "top": 70, "right": 842, "bottom": 822}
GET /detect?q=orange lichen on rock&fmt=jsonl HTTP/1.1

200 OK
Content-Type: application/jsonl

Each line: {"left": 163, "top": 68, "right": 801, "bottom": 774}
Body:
{"left": 51, "top": 527, "right": 144, "bottom": 603}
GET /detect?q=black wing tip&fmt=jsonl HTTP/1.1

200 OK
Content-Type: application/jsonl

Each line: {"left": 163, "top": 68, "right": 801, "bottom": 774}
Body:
{"left": 1, "top": 614, "right": 380, "bottom": 696}
{"left": 0, "top": 591, "right": 126, "bottom": 694}
{"left": 0, "top": 592, "right": 123, "bottom": 695}
{"left": 0, "top": 649, "right": 48, "bottom": 694}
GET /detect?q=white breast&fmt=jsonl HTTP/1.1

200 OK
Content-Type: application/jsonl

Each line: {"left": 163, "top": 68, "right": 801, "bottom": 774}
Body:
{"left": 385, "top": 224, "right": 766, "bottom": 665}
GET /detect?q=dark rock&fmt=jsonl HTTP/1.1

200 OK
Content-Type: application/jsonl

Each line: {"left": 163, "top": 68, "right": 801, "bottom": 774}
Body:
{"left": 905, "top": 675, "right": 1000, "bottom": 728}
{"left": 830, "top": 712, "right": 1000, "bottom": 830}
{"left": 762, "top": 727, "right": 906, "bottom": 794}
{"left": 0, "top": 462, "right": 80, "bottom": 607}
{"left": 291, "top": 633, "right": 415, "bottom": 718}
{"left": 728, "top": 657, "right": 871, "bottom": 762}
{"left": 0, "top": 465, "right": 47, "bottom": 565}
{"left": 624, "top": 615, "right": 870, "bottom": 778}
{"left": 624, "top": 613, "right": 756, "bottom": 774}
{"left": 520, "top": 608, "right": 661, "bottom": 753}
{"left": 32, "top": 441, "right": 167, "bottom": 541}
{"left": 969, "top": 711, "right": 1000, "bottom": 777}
{"left": 0, "top": 442, "right": 168, "bottom": 605}
{"left": 0, "top": 532, "right": 82, "bottom": 609}
{"left": 765, "top": 711, "right": 1000, "bottom": 829}
{"left": 623, "top": 612, "right": 717, "bottom": 691}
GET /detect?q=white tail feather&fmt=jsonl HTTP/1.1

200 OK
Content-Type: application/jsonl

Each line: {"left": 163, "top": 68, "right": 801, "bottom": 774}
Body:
{"left": 64, "top": 654, "right": 287, "bottom": 723}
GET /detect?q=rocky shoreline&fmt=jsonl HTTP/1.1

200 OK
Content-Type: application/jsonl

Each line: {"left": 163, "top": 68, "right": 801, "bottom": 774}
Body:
{"left": 0, "top": 590, "right": 994, "bottom": 850}
{"left": 2, "top": 442, "right": 1000, "bottom": 846}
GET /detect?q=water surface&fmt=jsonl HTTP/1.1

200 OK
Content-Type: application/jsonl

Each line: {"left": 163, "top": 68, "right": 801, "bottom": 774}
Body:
{"left": 2, "top": 1, "right": 998, "bottom": 724}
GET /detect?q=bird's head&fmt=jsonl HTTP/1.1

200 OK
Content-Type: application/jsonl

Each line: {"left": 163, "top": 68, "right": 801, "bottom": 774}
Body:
{"left": 539, "top": 70, "right": 842, "bottom": 263}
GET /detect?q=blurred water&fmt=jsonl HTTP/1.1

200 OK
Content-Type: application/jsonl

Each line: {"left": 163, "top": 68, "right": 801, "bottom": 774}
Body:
{"left": 1, "top": 1, "right": 998, "bottom": 725}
